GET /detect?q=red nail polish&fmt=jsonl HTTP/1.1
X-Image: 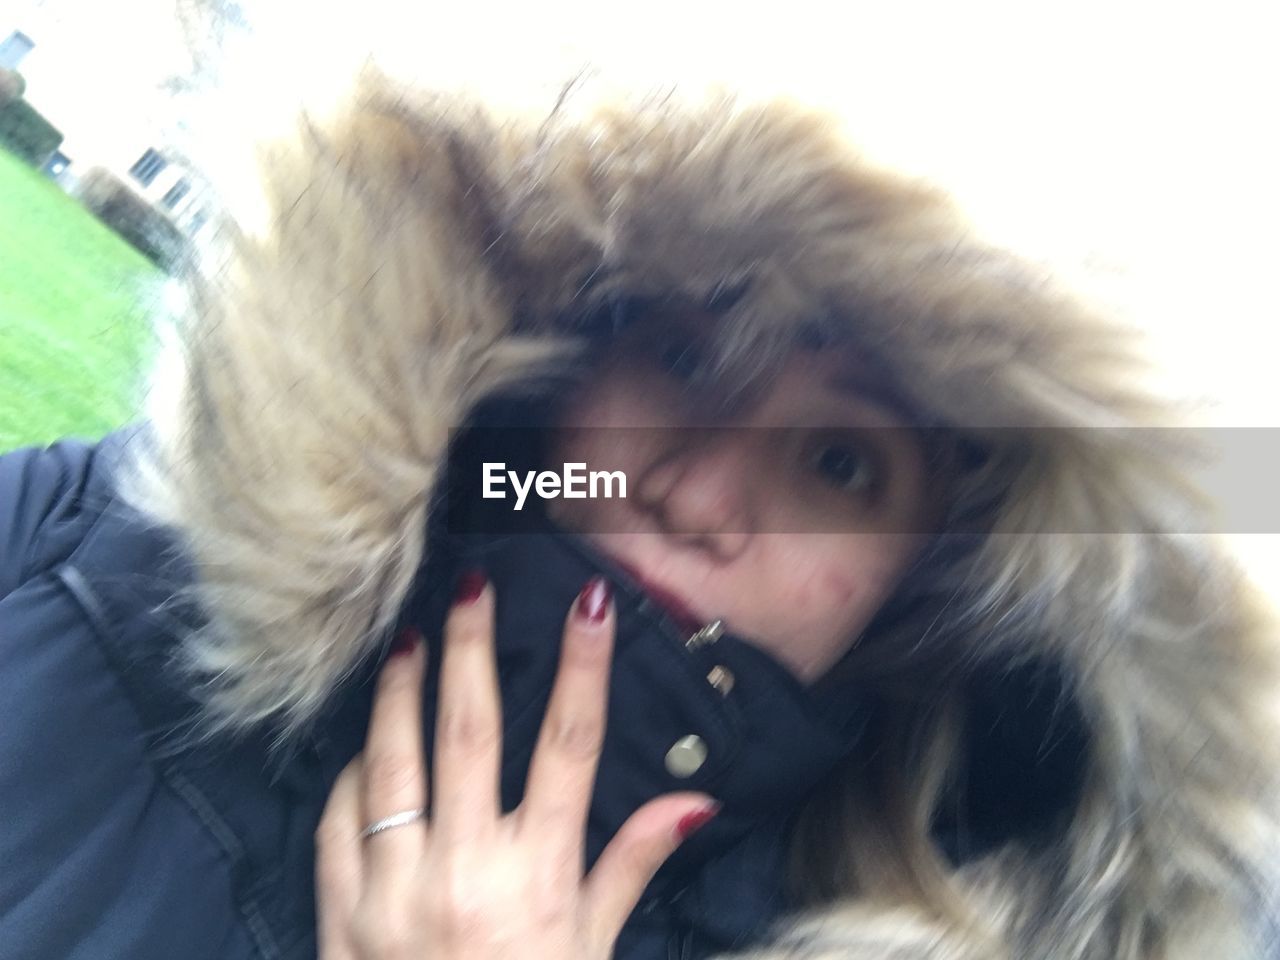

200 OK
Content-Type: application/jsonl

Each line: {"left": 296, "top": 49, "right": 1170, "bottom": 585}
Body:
{"left": 391, "top": 627, "right": 420, "bottom": 657}
{"left": 575, "top": 576, "right": 613, "bottom": 624}
{"left": 453, "top": 569, "right": 487, "bottom": 606}
{"left": 675, "top": 802, "right": 721, "bottom": 841}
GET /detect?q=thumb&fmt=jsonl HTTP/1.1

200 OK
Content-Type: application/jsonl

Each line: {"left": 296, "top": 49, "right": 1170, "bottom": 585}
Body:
{"left": 581, "top": 793, "right": 721, "bottom": 951}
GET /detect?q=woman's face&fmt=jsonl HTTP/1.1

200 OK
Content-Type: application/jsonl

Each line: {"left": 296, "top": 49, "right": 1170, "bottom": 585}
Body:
{"left": 546, "top": 315, "right": 945, "bottom": 683}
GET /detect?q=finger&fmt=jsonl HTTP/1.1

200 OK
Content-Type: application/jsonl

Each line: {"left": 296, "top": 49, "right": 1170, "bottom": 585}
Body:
{"left": 581, "top": 794, "right": 721, "bottom": 950}
{"left": 518, "top": 576, "right": 614, "bottom": 860}
{"left": 433, "top": 569, "right": 502, "bottom": 841}
{"left": 315, "top": 755, "right": 365, "bottom": 960}
{"left": 361, "top": 627, "right": 429, "bottom": 875}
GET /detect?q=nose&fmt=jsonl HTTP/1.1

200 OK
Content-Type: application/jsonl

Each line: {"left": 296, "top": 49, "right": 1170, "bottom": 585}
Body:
{"left": 634, "top": 428, "right": 756, "bottom": 560}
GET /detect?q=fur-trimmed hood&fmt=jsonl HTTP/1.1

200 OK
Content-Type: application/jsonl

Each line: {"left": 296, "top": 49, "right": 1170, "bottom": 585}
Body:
{"left": 123, "top": 73, "right": 1280, "bottom": 958}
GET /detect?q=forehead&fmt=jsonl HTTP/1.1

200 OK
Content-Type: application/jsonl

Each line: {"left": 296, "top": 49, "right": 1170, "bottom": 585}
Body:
{"left": 819, "top": 354, "right": 923, "bottom": 424}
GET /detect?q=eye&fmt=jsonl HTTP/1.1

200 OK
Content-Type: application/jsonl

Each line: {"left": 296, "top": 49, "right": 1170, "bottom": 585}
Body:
{"left": 806, "top": 438, "right": 879, "bottom": 495}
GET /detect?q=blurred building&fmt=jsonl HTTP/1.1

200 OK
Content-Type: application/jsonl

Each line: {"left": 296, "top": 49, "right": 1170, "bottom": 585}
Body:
{"left": 2, "top": 7, "right": 211, "bottom": 244}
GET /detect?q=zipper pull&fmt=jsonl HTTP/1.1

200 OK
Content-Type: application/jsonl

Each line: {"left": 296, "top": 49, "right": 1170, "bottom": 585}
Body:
{"left": 685, "top": 620, "right": 724, "bottom": 650}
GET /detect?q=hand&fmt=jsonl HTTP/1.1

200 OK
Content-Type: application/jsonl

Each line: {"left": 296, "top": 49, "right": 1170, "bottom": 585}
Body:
{"left": 315, "top": 573, "right": 720, "bottom": 959}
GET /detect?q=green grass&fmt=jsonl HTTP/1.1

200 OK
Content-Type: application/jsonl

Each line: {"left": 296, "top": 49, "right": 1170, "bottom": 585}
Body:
{"left": 0, "top": 146, "right": 161, "bottom": 452}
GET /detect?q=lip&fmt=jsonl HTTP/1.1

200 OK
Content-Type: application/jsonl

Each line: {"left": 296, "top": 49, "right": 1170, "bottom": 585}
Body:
{"left": 607, "top": 558, "right": 708, "bottom": 636}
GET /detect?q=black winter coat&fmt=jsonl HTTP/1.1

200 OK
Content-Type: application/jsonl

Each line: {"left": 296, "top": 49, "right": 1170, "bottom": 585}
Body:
{"left": 0, "top": 426, "right": 1087, "bottom": 960}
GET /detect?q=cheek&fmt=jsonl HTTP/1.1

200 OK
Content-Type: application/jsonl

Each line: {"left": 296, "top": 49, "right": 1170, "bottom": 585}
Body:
{"left": 750, "top": 541, "right": 906, "bottom": 674}
{"left": 772, "top": 543, "right": 898, "bottom": 619}
{"left": 819, "top": 569, "right": 863, "bottom": 609}
{"left": 819, "top": 557, "right": 901, "bottom": 611}
{"left": 794, "top": 565, "right": 886, "bottom": 630}
{"left": 779, "top": 564, "right": 863, "bottom": 614}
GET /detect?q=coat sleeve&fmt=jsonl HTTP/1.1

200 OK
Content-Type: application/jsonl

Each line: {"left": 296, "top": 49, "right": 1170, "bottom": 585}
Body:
{"left": 0, "top": 432, "right": 268, "bottom": 959}
{"left": 0, "top": 437, "right": 98, "bottom": 599}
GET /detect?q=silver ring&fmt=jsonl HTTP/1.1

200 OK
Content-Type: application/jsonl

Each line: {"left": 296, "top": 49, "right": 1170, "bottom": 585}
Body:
{"left": 360, "top": 808, "right": 426, "bottom": 840}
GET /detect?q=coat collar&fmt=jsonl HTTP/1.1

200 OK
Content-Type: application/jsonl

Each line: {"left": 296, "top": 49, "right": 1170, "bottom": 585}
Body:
{"left": 310, "top": 504, "right": 873, "bottom": 945}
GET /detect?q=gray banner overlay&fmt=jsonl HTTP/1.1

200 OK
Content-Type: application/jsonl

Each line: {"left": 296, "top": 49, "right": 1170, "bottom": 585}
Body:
{"left": 441, "top": 427, "right": 1280, "bottom": 534}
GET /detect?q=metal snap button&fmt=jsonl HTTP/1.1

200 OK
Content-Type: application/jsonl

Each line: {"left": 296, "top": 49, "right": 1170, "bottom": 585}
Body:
{"left": 706, "top": 665, "right": 735, "bottom": 696}
{"left": 685, "top": 620, "right": 724, "bottom": 650}
{"left": 664, "top": 735, "right": 708, "bottom": 778}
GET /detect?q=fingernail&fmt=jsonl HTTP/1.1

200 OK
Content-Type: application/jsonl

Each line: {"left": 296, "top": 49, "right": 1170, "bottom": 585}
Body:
{"left": 391, "top": 627, "right": 420, "bottom": 658}
{"left": 675, "top": 802, "right": 721, "bottom": 842}
{"left": 453, "top": 569, "right": 488, "bottom": 606}
{"left": 574, "top": 576, "right": 613, "bottom": 624}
